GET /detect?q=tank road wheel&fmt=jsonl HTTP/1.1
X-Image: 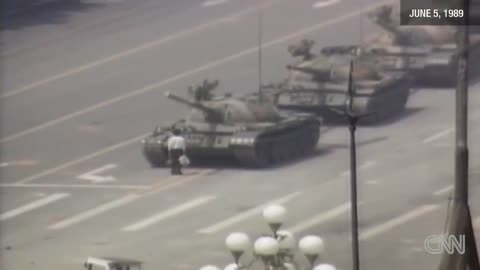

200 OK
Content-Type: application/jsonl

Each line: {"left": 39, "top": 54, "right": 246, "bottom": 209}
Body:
{"left": 142, "top": 145, "right": 167, "bottom": 168}
{"left": 253, "top": 141, "right": 272, "bottom": 168}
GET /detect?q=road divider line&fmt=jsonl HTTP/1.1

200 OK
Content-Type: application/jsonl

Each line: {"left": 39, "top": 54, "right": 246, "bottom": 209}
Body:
{"left": 122, "top": 196, "right": 216, "bottom": 232}
{"left": 202, "top": 0, "right": 229, "bottom": 7}
{"left": 433, "top": 185, "right": 453, "bottom": 196}
{"left": 340, "top": 160, "right": 377, "bottom": 177}
{"left": 0, "top": 0, "right": 391, "bottom": 144}
{"left": 313, "top": 0, "right": 342, "bottom": 9}
{"left": 15, "top": 134, "right": 147, "bottom": 184}
{"left": 474, "top": 217, "right": 480, "bottom": 229}
{"left": 423, "top": 128, "right": 454, "bottom": 144}
{"left": 48, "top": 194, "right": 140, "bottom": 230}
{"left": 1, "top": 1, "right": 276, "bottom": 98}
{"left": 287, "top": 202, "right": 353, "bottom": 234}
{"left": 0, "top": 193, "right": 70, "bottom": 221}
{"left": 359, "top": 204, "right": 440, "bottom": 240}
{"left": 0, "top": 183, "right": 149, "bottom": 190}
{"left": 197, "top": 192, "right": 301, "bottom": 234}
{"left": 47, "top": 170, "right": 211, "bottom": 230}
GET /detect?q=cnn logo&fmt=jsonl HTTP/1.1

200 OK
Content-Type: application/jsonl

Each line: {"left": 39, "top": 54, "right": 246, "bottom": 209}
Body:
{"left": 424, "top": 234, "right": 465, "bottom": 255}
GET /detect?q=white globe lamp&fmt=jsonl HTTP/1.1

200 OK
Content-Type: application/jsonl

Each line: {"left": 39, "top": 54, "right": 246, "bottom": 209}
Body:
{"left": 263, "top": 205, "right": 286, "bottom": 234}
{"left": 225, "top": 232, "right": 250, "bottom": 264}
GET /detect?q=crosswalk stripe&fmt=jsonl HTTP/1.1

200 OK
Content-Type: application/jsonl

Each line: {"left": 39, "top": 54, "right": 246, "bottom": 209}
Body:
{"left": 48, "top": 194, "right": 140, "bottom": 230}
{"left": 287, "top": 202, "right": 352, "bottom": 234}
{"left": 197, "top": 192, "right": 301, "bottom": 234}
{"left": 122, "top": 196, "right": 216, "bottom": 232}
{"left": 474, "top": 217, "right": 480, "bottom": 229}
{"left": 0, "top": 193, "right": 70, "bottom": 221}
{"left": 359, "top": 204, "right": 440, "bottom": 240}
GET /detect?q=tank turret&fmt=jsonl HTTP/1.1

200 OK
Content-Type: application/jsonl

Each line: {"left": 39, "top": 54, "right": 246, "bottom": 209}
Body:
{"left": 364, "top": 4, "right": 480, "bottom": 86}
{"left": 141, "top": 80, "right": 321, "bottom": 168}
{"left": 263, "top": 41, "right": 412, "bottom": 124}
{"left": 366, "top": 4, "right": 457, "bottom": 46}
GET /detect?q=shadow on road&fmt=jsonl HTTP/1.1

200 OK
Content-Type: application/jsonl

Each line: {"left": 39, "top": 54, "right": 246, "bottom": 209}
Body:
{"left": 320, "top": 107, "right": 425, "bottom": 128}
{"left": 1, "top": 0, "right": 105, "bottom": 31}
{"left": 173, "top": 148, "right": 333, "bottom": 171}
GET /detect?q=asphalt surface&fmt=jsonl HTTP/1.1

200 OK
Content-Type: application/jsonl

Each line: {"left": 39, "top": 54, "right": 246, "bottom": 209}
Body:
{"left": 1, "top": 0, "right": 480, "bottom": 270}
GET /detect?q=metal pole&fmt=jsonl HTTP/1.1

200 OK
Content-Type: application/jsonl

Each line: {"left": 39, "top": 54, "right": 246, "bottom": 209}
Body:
{"left": 258, "top": 9, "right": 263, "bottom": 101}
{"left": 349, "top": 116, "right": 360, "bottom": 270}
{"left": 346, "top": 60, "right": 360, "bottom": 270}
{"left": 438, "top": 0, "right": 480, "bottom": 269}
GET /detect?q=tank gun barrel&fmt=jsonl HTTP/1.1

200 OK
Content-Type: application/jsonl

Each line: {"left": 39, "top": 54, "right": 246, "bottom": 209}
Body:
{"left": 286, "top": 64, "right": 329, "bottom": 77}
{"left": 165, "top": 92, "right": 222, "bottom": 121}
{"left": 287, "top": 64, "right": 316, "bottom": 74}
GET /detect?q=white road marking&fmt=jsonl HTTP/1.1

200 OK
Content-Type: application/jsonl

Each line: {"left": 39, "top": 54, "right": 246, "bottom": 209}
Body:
{"left": 287, "top": 202, "right": 352, "bottom": 234}
{"left": 366, "top": 179, "right": 379, "bottom": 185}
{"left": 197, "top": 192, "right": 301, "bottom": 234}
{"left": 202, "top": 0, "right": 229, "bottom": 7}
{"left": 15, "top": 133, "right": 146, "bottom": 184}
{"left": 313, "top": 0, "right": 341, "bottom": 9}
{"left": 47, "top": 170, "right": 212, "bottom": 230}
{"left": 77, "top": 164, "right": 118, "bottom": 183}
{"left": 359, "top": 204, "right": 440, "bottom": 240}
{"left": 0, "top": 183, "right": 149, "bottom": 190}
{"left": 122, "top": 196, "right": 216, "bottom": 232}
{"left": 474, "top": 217, "right": 480, "bottom": 229}
{"left": 0, "top": 0, "right": 391, "bottom": 144}
{"left": 340, "top": 160, "right": 377, "bottom": 177}
{"left": 423, "top": 128, "right": 454, "bottom": 144}
{"left": 0, "top": 193, "right": 70, "bottom": 221}
{"left": 48, "top": 194, "right": 140, "bottom": 230}
{"left": 433, "top": 185, "right": 453, "bottom": 196}
{"left": 1, "top": 1, "right": 275, "bottom": 98}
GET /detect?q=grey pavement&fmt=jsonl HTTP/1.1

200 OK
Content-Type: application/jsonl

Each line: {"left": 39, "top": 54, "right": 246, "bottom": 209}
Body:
{"left": 2, "top": 0, "right": 480, "bottom": 270}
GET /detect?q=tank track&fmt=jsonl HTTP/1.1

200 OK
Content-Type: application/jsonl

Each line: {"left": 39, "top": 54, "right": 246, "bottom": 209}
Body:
{"left": 361, "top": 82, "right": 410, "bottom": 124}
{"left": 142, "top": 143, "right": 168, "bottom": 168}
{"left": 233, "top": 119, "right": 320, "bottom": 168}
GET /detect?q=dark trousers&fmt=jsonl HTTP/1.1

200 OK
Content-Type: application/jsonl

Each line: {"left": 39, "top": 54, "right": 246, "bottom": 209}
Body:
{"left": 170, "top": 149, "right": 184, "bottom": 175}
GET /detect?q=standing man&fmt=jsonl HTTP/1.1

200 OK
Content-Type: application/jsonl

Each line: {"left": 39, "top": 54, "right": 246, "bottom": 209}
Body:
{"left": 167, "top": 129, "right": 186, "bottom": 175}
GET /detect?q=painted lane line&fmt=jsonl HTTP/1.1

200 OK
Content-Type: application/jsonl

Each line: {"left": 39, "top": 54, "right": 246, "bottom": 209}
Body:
{"left": 197, "top": 192, "right": 301, "bottom": 234}
{"left": 474, "top": 217, "right": 480, "bottom": 229}
{"left": 340, "top": 160, "right": 377, "bottom": 177}
{"left": 122, "top": 196, "right": 216, "bottom": 232}
{"left": 77, "top": 164, "right": 118, "bottom": 183}
{"left": 48, "top": 194, "right": 140, "bottom": 230}
{"left": 0, "top": 183, "right": 149, "bottom": 190}
{"left": 433, "top": 185, "right": 453, "bottom": 196}
{"left": 313, "top": 0, "right": 341, "bottom": 9}
{"left": 0, "top": 193, "right": 70, "bottom": 221}
{"left": 287, "top": 202, "right": 352, "bottom": 234}
{"left": 202, "top": 0, "right": 229, "bottom": 7}
{"left": 0, "top": 1, "right": 276, "bottom": 98}
{"left": 0, "top": 0, "right": 392, "bottom": 144}
{"left": 15, "top": 134, "right": 147, "bottom": 184}
{"left": 359, "top": 204, "right": 440, "bottom": 240}
{"left": 48, "top": 170, "right": 212, "bottom": 230}
{"left": 423, "top": 128, "right": 454, "bottom": 144}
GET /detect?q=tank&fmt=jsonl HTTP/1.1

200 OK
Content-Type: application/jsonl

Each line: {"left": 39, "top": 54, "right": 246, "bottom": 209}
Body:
{"left": 141, "top": 80, "right": 321, "bottom": 168}
{"left": 263, "top": 40, "right": 412, "bottom": 124}
{"left": 364, "top": 4, "right": 480, "bottom": 86}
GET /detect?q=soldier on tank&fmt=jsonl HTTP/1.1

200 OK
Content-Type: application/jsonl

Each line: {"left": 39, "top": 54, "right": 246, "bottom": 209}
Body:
{"left": 167, "top": 129, "right": 186, "bottom": 175}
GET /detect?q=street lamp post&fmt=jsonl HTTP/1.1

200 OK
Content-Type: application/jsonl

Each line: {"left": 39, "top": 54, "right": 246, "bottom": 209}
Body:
{"left": 199, "top": 205, "right": 338, "bottom": 270}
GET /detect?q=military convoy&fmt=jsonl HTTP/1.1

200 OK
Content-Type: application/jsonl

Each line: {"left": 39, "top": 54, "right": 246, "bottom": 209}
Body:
{"left": 364, "top": 4, "right": 480, "bottom": 86}
{"left": 141, "top": 3, "right": 474, "bottom": 168}
{"left": 141, "top": 80, "right": 321, "bottom": 168}
{"left": 262, "top": 39, "right": 413, "bottom": 124}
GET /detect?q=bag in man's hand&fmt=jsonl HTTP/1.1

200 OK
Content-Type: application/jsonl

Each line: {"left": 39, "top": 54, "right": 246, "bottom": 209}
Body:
{"left": 179, "top": 154, "right": 190, "bottom": 166}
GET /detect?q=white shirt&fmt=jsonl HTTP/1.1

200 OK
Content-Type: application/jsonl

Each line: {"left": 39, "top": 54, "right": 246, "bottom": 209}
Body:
{"left": 167, "top": 135, "right": 186, "bottom": 151}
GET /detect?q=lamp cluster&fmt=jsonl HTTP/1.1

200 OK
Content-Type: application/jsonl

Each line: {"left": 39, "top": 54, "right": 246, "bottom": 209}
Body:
{"left": 198, "top": 204, "right": 337, "bottom": 270}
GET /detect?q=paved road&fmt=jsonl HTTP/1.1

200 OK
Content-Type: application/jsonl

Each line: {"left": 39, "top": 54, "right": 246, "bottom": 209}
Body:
{"left": 1, "top": 0, "right": 480, "bottom": 269}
